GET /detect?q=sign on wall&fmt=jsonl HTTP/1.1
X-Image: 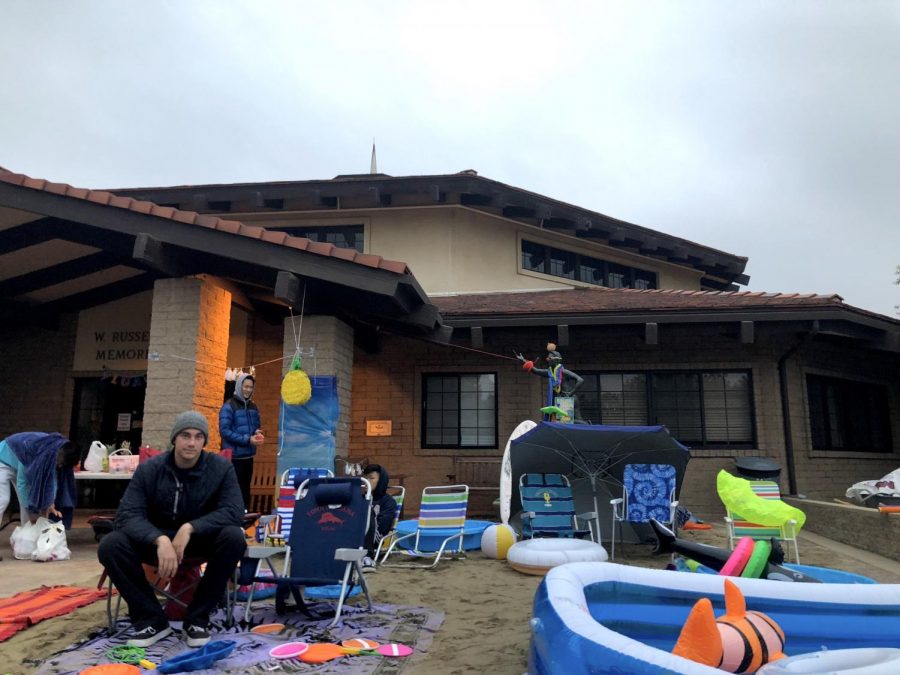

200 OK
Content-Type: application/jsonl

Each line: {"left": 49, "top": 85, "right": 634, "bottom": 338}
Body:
{"left": 73, "top": 291, "right": 153, "bottom": 371}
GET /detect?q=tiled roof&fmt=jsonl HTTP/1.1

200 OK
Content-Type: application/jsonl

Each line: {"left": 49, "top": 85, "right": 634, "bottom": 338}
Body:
{"left": 433, "top": 287, "right": 851, "bottom": 315}
{"left": 0, "top": 168, "right": 411, "bottom": 275}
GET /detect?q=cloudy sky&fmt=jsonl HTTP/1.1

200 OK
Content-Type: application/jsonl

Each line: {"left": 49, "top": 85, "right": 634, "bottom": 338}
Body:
{"left": 2, "top": 1, "right": 898, "bottom": 316}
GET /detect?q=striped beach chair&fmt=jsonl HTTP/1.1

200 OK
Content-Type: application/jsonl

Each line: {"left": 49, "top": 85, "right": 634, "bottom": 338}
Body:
{"left": 724, "top": 480, "right": 800, "bottom": 563}
{"left": 373, "top": 485, "right": 406, "bottom": 565}
{"left": 520, "top": 473, "right": 597, "bottom": 541}
{"left": 272, "top": 467, "right": 333, "bottom": 541}
{"left": 381, "top": 484, "right": 469, "bottom": 568}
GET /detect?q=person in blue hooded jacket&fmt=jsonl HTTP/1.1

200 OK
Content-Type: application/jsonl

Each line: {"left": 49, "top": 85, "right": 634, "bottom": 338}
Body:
{"left": 0, "top": 432, "right": 80, "bottom": 549}
{"left": 218, "top": 372, "right": 262, "bottom": 509}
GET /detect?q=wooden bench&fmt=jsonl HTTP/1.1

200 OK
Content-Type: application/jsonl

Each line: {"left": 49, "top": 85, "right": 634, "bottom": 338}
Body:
{"left": 446, "top": 457, "right": 501, "bottom": 518}
{"left": 249, "top": 456, "right": 277, "bottom": 513}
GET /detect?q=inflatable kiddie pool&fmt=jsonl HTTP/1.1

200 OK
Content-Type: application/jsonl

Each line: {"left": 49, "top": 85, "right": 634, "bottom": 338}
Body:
{"left": 394, "top": 519, "right": 492, "bottom": 552}
{"left": 529, "top": 563, "right": 900, "bottom": 674}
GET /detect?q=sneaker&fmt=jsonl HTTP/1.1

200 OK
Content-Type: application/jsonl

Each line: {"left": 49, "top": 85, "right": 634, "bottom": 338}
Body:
{"left": 361, "top": 556, "right": 376, "bottom": 573}
{"left": 183, "top": 623, "right": 210, "bottom": 648}
{"left": 126, "top": 621, "right": 173, "bottom": 647}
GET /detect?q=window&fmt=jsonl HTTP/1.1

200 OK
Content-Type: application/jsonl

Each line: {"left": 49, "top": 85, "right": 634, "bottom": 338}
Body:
{"left": 520, "top": 239, "right": 658, "bottom": 290}
{"left": 806, "top": 375, "right": 892, "bottom": 452}
{"left": 422, "top": 373, "right": 497, "bottom": 448}
{"left": 276, "top": 225, "right": 364, "bottom": 252}
{"left": 578, "top": 370, "right": 755, "bottom": 447}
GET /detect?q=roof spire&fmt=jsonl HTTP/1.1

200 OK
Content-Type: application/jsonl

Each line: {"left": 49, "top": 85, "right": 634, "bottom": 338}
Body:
{"left": 370, "top": 140, "right": 378, "bottom": 174}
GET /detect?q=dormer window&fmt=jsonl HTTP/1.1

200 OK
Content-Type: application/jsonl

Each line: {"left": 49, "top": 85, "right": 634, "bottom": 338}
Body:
{"left": 521, "top": 239, "right": 658, "bottom": 290}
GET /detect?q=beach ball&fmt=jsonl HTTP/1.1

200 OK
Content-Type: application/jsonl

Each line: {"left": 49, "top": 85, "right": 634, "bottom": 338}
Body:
{"left": 481, "top": 523, "right": 517, "bottom": 559}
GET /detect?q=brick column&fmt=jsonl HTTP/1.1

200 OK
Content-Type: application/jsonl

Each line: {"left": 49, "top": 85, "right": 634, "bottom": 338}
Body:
{"left": 143, "top": 277, "right": 231, "bottom": 450}
{"left": 283, "top": 315, "right": 354, "bottom": 457}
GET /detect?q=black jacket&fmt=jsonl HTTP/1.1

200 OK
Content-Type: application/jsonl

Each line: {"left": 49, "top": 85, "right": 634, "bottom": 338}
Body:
{"left": 370, "top": 468, "right": 398, "bottom": 537}
{"left": 115, "top": 450, "right": 244, "bottom": 545}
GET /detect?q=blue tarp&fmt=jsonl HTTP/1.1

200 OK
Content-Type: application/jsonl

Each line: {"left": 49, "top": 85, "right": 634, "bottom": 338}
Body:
{"left": 278, "top": 376, "right": 338, "bottom": 476}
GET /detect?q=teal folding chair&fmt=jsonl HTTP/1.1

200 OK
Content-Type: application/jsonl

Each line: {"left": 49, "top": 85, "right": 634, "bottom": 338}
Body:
{"left": 519, "top": 473, "right": 598, "bottom": 541}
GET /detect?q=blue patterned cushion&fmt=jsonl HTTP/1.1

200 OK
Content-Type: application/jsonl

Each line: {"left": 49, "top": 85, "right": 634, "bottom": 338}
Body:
{"left": 624, "top": 464, "right": 676, "bottom": 523}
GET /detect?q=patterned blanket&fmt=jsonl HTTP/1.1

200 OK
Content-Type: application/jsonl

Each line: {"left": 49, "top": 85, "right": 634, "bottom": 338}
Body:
{"left": 34, "top": 601, "right": 443, "bottom": 674}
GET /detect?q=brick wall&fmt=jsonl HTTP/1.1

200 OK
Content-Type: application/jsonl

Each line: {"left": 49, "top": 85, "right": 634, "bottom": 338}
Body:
{"left": 143, "top": 277, "right": 231, "bottom": 449}
{"left": 348, "top": 323, "right": 900, "bottom": 517}
{"left": 0, "top": 314, "right": 77, "bottom": 437}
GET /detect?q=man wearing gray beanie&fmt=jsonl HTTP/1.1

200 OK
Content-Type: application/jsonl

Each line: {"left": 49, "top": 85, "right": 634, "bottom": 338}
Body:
{"left": 98, "top": 410, "right": 245, "bottom": 649}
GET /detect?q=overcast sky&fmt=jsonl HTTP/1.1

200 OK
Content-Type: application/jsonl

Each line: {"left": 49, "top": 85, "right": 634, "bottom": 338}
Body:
{"left": 2, "top": 1, "right": 898, "bottom": 316}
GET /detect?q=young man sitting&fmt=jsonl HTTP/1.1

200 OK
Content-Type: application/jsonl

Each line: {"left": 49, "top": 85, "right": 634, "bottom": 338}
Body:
{"left": 360, "top": 463, "right": 398, "bottom": 571}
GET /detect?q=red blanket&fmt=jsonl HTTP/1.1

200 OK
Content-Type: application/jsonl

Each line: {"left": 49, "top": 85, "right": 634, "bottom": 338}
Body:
{"left": 0, "top": 585, "right": 107, "bottom": 642}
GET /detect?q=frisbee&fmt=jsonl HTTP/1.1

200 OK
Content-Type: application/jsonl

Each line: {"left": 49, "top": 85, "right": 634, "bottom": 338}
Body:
{"left": 79, "top": 666, "right": 140, "bottom": 675}
{"left": 251, "top": 623, "right": 285, "bottom": 634}
{"left": 377, "top": 643, "right": 413, "bottom": 657}
{"left": 341, "top": 638, "right": 381, "bottom": 654}
{"left": 300, "top": 643, "right": 347, "bottom": 663}
{"left": 268, "top": 642, "right": 310, "bottom": 659}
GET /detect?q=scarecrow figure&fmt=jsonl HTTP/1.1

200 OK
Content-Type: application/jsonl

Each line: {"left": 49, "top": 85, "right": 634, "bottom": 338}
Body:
{"left": 515, "top": 343, "right": 584, "bottom": 421}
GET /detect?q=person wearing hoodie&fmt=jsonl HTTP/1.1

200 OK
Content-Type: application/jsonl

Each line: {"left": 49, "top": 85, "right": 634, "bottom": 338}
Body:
{"left": 0, "top": 432, "right": 79, "bottom": 541}
{"left": 218, "top": 372, "right": 263, "bottom": 509}
{"left": 361, "top": 463, "right": 399, "bottom": 571}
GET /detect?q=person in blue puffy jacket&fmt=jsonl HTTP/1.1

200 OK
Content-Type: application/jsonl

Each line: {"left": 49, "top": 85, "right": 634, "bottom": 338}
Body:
{"left": 218, "top": 373, "right": 263, "bottom": 509}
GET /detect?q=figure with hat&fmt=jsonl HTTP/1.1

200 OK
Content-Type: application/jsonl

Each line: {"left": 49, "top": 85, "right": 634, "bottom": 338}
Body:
{"left": 97, "top": 411, "right": 245, "bottom": 649}
{"left": 516, "top": 343, "right": 584, "bottom": 422}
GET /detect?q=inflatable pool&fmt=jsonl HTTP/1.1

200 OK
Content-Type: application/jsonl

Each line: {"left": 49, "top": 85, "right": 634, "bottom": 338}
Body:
{"left": 394, "top": 519, "right": 492, "bottom": 552}
{"left": 529, "top": 563, "right": 900, "bottom": 674}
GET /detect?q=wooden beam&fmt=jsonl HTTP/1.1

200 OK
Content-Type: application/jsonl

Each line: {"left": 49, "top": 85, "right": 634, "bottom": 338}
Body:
{"left": 133, "top": 232, "right": 201, "bottom": 277}
{"left": 194, "top": 274, "right": 255, "bottom": 312}
{"left": 0, "top": 250, "right": 118, "bottom": 297}
{"left": 557, "top": 324, "right": 569, "bottom": 347}
{"left": 740, "top": 321, "right": 755, "bottom": 344}
{"left": 0, "top": 218, "right": 62, "bottom": 255}
{"left": 274, "top": 271, "right": 301, "bottom": 307}
{"left": 645, "top": 322, "right": 658, "bottom": 345}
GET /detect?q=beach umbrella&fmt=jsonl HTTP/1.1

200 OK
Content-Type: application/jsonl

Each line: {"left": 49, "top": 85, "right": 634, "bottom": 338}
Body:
{"left": 501, "top": 422, "right": 690, "bottom": 544}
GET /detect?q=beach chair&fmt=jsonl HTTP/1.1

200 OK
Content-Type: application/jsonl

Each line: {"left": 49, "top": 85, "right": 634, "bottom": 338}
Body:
{"left": 381, "top": 484, "right": 469, "bottom": 569}
{"left": 241, "top": 476, "right": 373, "bottom": 627}
{"left": 520, "top": 473, "right": 599, "bottom": 542}
{"left": 610, "top": 463, "right": 678, "bottom": 561}
{"left": 269, "top": 467, "right": 334, "bottom": 541}
{"left": 373, "top": 485, "right": 406, "bottom": 565}
{"left": 725, "top": 480, "right": 800, "bottom": 564}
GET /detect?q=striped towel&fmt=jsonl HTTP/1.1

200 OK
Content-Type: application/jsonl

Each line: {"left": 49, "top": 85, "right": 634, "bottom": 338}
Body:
{"left": 0, "top": 585, "right": 107, "bottom": 642}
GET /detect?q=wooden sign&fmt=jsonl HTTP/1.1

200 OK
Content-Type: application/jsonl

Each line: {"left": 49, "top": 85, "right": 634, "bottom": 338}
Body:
{"left": 366, "top": 420, "right": 392, "bottom": 437}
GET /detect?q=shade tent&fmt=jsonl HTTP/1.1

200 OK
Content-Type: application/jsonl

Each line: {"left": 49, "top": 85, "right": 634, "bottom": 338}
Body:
{"left": 500, "top": 422, "right": 691, "bottom": 544}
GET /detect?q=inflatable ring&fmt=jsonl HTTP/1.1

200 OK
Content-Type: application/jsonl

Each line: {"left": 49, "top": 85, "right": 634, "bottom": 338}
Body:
{"left": 507, "top": 538, "right": 608, "bottom": 575}
{"left": 742, "top": 539, "right": 771, "bottom": 579}
{"left": 757, "top": 647, "right": 900, "bottom": 674}
{"left": 719, "top": 536, "right": 754, "bottom": 577}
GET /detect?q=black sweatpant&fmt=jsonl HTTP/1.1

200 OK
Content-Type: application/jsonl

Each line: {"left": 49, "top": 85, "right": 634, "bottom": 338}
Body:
{"left": 98, "top": 526, "right": 246, "bottom": 630}
{"left": 231, "top": 457, "right": 254, "bottom": 510}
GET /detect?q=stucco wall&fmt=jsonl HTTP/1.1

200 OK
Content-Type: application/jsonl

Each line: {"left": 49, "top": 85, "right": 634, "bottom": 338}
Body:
{"left": 239, "top": 206, "right": 703, "bottom": 294}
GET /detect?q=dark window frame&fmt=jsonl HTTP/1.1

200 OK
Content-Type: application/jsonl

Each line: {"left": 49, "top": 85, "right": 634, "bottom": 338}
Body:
{"left": 421, "top": 372, "right": 499, "bottom": 449}
{"left": 806, "top": 374, "right": 892, "bottom": 453}
{"left": 273, "top": 224, "right": 364, "bottom": 253}
{"left": 520, "top": 239, "right": 658, "bottom": 290}
{"left": 578, "top": 369, "right": 757, "bottom": 448}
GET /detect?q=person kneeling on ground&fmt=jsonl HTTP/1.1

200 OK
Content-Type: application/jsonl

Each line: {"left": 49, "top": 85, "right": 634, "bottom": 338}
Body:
{"left": 98, "top": 411, "right": 245, "bottom": 649}
{"left": 361, "top": 463, "right": 398, "bottom": 571}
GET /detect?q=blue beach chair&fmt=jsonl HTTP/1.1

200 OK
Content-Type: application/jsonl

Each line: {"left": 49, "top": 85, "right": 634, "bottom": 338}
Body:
{"left": 381, "top": 484, "right": 469, "bottom": 568}
{"left": 242, "top": 476, "right": 373, "bottom": 627}
{"left": 610, "top": 463, "right": 678, "bottom": 560}
{"left": 520, "top": 473, "right": 599, "bottom": 541}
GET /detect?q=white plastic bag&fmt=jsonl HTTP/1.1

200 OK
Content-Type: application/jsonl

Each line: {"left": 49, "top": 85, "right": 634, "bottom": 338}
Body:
{"left": 84, "top": 440, "right": 107, "bottom": 472}
{"left": 10, "top": 517, "right": 48, "bottom": 560}
{"left": 846, "top": 468, "right": 900, "bottom": 505}
{"left": 31, "top": 520, "right": 71, "bottom": 562}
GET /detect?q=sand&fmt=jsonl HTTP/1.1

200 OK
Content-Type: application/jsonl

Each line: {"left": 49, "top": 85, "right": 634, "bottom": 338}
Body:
{"left": 1, "top": 524, "right": 899, "bottom": 674}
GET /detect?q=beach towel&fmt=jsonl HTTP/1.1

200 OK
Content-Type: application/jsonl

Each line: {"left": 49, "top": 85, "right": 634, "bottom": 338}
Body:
{"left": 0, "top": 585, "right": 107, "bottom": 642}
{"left": 36, "top": 601, "right": 443, "bottom": 674}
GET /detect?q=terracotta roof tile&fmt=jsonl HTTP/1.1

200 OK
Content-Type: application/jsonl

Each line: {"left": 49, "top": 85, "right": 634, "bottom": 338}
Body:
{"left": 432, "top": 287, "right": 850, "bottom": 317}
{"left": 1, "top": 167, "right": 416, "bottom": 276}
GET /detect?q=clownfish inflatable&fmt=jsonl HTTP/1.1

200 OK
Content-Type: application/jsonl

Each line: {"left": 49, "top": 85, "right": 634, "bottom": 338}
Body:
{"left": 673, "top": 578, "right": 786, "bottom": 673}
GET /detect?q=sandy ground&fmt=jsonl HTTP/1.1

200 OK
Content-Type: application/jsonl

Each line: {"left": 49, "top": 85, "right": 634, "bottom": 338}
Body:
{"left": 1, "top": 522, "right": 899, "bottom": 674}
